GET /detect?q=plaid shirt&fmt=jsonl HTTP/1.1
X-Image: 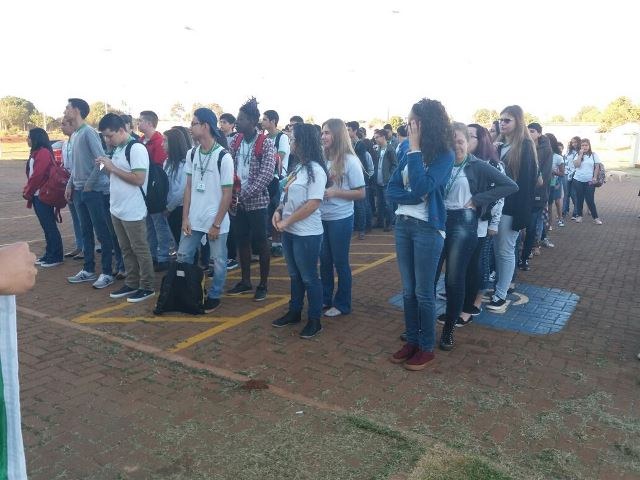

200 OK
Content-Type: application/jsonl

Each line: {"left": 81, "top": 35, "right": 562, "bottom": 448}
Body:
{"left": 230, "top": 132, "right": 277, "bottom": 212}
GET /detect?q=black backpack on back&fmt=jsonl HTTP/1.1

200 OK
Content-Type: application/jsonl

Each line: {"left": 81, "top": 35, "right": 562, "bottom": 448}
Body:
{"left": 153, "top": 261, "right": 205, "bottom": 315}
{"left": 125, "top": 140, "right": 169, "bottom": 214}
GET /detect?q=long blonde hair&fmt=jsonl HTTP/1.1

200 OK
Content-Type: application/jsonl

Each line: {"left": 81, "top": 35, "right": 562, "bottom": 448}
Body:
{"left": 322, "top": 118, "right": 356, "bottom": 186}
{"left": 497, "top": 105, "right": 538, "bottom": 180}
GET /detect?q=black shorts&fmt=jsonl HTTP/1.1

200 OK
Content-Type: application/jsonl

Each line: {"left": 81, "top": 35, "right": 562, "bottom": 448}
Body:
{"left": 232, "top": 208, "right": 268, "bottom": 250}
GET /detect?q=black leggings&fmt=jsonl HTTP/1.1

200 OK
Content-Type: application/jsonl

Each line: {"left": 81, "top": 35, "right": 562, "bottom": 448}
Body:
{"left": 573, "top": 181, "right": 598, "bottom": 218}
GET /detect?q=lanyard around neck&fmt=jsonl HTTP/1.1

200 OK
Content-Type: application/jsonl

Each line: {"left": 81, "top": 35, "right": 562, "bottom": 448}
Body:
{"left": 445, "top": 156, "right": 469, "bottom": 196}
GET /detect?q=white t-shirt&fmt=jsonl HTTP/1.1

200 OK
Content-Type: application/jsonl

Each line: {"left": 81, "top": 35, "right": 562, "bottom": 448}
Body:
{"left": 272, "top": 132, "right": 291, "bottom": 176}
{"left": 235, "top": 137, "right": 254, "bottom": 190}
{"left": 573, "top": 152, "right": 600, "bottom": 183}
{"left": 321, "top": 154, "right": 366, "bottom": 221}
{"left": 283, "top": 162, "right": 327, "bottom": 236}
{"left": 185, "top": 145, "right": 234, "bottom": 234}
{"left": 109, "top": 142, "right": 149, "bottom": 221}
{"left": 444, "top": 163, "right": 472, "bottom": 210}
{"left": 395, "top": 164, "right": 428, "bottom": 222}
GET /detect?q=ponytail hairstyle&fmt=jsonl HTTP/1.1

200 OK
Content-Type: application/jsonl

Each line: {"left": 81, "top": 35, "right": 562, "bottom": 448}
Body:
{"left": 468, "top": 123, "right": 498, "bottom": 162}
{"left": 497, "top": 105, "right": 538, "bottom": 179}
{"left": 28, "top": 128, "right": 53, "bottom": 157}
{"left": 292, "top": 123, "right": 328, "bottom": 186}
{"left": 322, "top": 118, "right": 355, "bottom": 186}
{"left": 163, "top": 129, "right": 189, "bottom": 178}
{"left": 410, "top": 98, "right": 453, "bottom": 166}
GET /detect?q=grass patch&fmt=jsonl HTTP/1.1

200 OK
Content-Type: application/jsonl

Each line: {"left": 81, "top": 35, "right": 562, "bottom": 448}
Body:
{"left": 408, "top": 444, "right": 513, "bottom": 480}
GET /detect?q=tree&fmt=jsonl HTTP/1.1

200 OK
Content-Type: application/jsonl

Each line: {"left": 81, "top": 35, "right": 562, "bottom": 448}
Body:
{"left": 389, "top": 115, "right": 404, "bottom": 130}
{"left": 0, "top": 96, "right": 36, "bottom": 130}
{"left": 86, "top": 102, "right": 124, "bottom": 128}
{"left": 572, "top": 105, "right": 601, "bottom": 123}
{"left": 523, "top": 112, "right": 540, "bottom": 125}
{"left": 169, "top": 102, "right": 185, "bottom": 122}
{"left": 598, "top": 96, "right": 640, "bottom": 132}
{"left": 367, "top": 118, "right": 385, "bottom": 129}
{"left": 472, "top": 108, "right": 499, "bottom": 126}
{"left": 188, "top": 102, "right": 224, "bottom": 120}
{"left": 549, "top": 115, "right": 566, "bottom": 123}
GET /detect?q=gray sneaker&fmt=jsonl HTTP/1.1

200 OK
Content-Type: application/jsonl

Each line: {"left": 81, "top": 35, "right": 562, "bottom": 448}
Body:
{"left": 92, "top": 274, "right": 115, "bottom": 289}
{"left": 67, "top": 270, "right": 97, "bottom": 284}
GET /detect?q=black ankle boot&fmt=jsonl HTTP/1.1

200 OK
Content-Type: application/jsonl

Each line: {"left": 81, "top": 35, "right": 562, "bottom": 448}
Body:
{"left": 300, "top": 318, "right": 322, "bottom": 339}
{"left": 272, "top": 310, "right": 301, "bottom": 328}
{"left": 439, "top": 318, "right": 455, "bottom": 351}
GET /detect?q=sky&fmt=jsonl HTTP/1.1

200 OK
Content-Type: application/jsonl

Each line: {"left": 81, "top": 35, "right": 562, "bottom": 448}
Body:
{"left": 2, "top": 0, "right": 638, "bottom": 124}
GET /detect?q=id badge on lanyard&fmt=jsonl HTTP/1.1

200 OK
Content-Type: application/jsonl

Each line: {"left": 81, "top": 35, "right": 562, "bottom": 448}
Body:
{"left": 196, "top": 181, "right": 206, "bottom": 193}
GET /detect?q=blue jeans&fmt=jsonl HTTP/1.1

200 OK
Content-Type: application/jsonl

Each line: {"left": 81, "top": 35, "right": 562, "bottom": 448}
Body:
{"left": 522, "top": 207, "right": 543, "bottom": 262}
{"left": 494, "top": 214, "right": 520, "bottom": 300}
{"left": 441, "top": 209, "right": 478, "bottom": 322}
{"left": 320, "top": 215, "right": 353, "bottom": 314}
{"left": 32, "top": 196, "right": 63, "bottom": 262}
{"left": 282, "top": 231, "right": 323, "bottom": 320}
{"left": 177, "top": 230, "right": 228, "bottom": 299}
{"left": 74, "top": 190, "right": 113, "bottom": 275}
{"left": 146, "top": 212, "right": 173, "bottom": 263}
{"left": 68, "top": 199, "right": 83, "bottom": 251}
{"left": 562, "top": 178, "right": 577, "bottom": 217}
{"left": 354, "top": 192, "right": 372, "bottom": 233}
{"left": 375, "top": 184, "right": 393, "bottom": 227}
{"left": 395, "top": 215, "right": 444, "bottom": 351}
{"left": 102, "top": 195, "right": 124, "bottom": 273}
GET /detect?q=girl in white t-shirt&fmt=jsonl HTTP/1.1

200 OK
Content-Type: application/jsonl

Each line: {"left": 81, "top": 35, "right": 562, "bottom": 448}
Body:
{"left": 319, "top": 119, "right": 366, "bottom": 318}
{"left": 271, "top": 124, "right": 328, "bottom": 338}
{"left": 572, "top": 138, "right": 603, "bottom": 225}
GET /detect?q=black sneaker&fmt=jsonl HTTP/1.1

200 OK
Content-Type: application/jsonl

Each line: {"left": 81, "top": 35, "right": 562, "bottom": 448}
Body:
{"left": 486, "top": 297, "right": 508, "bottom": 312}
{"left": 204, "top": 297, "right": 221, "bottom": 313}
{"left": 227, "top": 282, "right": 253, "bottom": 295}
{"left": 110, "top": 285, "right": 137, "bottom": 299}
{"left": 507, "top": 286, "right": 516, "bottom": 295}
{"left": 254, "top": 285, "right": 268, "bottom": 302}
{"left": 518, "top": 260, "right": 530, "bottom": 271}
{"left": 272, "top": 311, "right": 301, "bottom": 328}
{"left": 299, "top": 319, "right": 322, "bottom": 339}
{"left": 127, "top": 289, "right": 155, "bottom": 303}
{"left": 455, "top": 316, "right": 473, "bottom": 327}
{"left": 439, "top": 320, "right": 455, "bottom": 351}
{"left": 436, "top": 313, "right": 447, "bottom": 325}
{"left": 463, "top": 305, "right": 482, "bottom": 316}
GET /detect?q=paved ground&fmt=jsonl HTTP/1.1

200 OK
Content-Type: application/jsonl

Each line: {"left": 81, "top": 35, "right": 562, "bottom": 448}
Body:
{"left": 2, "top": 160, "right": 639, "bottom": 479}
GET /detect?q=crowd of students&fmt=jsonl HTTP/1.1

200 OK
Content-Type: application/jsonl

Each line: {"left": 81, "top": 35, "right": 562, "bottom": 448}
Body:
{"left": 22, "top": 97, "right": 607, "bottom": 370}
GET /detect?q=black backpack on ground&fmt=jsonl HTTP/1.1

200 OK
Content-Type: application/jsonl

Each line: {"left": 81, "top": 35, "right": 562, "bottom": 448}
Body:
{"left": 153, "top": 262, "right": 205, "bottom": 315}
{"left": 125, "top": 140, "right": 169, "bottom": 214}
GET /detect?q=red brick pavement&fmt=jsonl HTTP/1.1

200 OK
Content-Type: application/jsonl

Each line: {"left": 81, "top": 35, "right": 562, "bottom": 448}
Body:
{"left": 2, "top": 160, "right": 639, "bottom": 478}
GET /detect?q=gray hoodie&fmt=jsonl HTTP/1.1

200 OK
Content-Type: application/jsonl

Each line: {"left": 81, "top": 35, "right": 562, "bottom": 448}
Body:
{"left": 68, "top": 124, "right": 109, "bottom": 192}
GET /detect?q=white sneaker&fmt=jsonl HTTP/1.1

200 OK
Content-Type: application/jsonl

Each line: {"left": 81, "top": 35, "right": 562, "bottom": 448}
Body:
{"left": 67, "top": 270, "right": 97, "bottom": 283}
{"left": 92, "top": 274, "right": 115, "bottom": 289}
{"left": 40, "top": 261, "right": 63, "bottom": 268}
{"left": 324, "top": 307, "right": 343, "bottom": 317}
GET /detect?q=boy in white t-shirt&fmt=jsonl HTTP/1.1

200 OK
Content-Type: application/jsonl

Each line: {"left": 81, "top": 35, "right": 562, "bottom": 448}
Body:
{"left": 97, "top": 114, "right": 156, "bottom": 303}
{"left": 178, "top": 109, "right": 234, "bottom": 313}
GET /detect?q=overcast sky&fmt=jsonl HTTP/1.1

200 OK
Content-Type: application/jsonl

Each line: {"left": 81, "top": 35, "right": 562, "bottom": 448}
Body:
{"left": 2, "top": 0, "right": 638, "bottom": 123}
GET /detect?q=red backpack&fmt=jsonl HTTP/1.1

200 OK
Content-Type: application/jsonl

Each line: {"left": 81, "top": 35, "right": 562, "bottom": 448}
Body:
{"left": 38, "top": 152, "right": 70, "bottom": 222}
{"left": 229, "top": 132, "right": 268, "bottom": 214}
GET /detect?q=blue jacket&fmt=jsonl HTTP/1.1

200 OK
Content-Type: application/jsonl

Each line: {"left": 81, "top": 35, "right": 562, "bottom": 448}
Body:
{"left": 387, "top": 149, "right": 454, "bottom": 231}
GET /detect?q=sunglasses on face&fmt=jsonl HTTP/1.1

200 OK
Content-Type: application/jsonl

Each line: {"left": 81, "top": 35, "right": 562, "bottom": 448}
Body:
{"left": 499, "top": 118, "right": 512, "bottom": 124}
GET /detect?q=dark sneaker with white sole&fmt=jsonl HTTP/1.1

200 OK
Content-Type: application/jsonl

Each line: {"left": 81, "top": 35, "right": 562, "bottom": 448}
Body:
{"left": 204, "top": 297, "right": 221, "bottom": 313}
{"left": 254, "top": 285, "right": 268, "bottom": 302}
{"left": 272, "top": 311, "right": 301, "bottom": 328}
{"left": 110, "top": 285, "right": 137, "bottom": 299}
{"left": 463, "top": 305, "right": 482, "bottom": 316}
{"left": 486, "top": 297, "right": 509, "bottom": 312}
{"left": 227, "top": 282, "right": 253, "bottom": 295}
{"left": 299, "top": 320, "right": 322, "bottom": 339}
{"left": 127, "top": 289, "right": 155, "bottom": 303}
{"left": 455, "top": 317, "right": 473, "bottom": 327}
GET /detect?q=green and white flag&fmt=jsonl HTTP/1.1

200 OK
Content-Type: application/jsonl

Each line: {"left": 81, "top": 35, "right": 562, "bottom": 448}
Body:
{"left": 0, "top": 295, "right": 27, "bottom": 479}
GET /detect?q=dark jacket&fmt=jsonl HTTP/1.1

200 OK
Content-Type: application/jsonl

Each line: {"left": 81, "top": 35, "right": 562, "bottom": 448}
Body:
{"left": 500, "top": 138, "right": 538, "bottom": 231}
{"left": 375, "top": 144, "right": 397, "bottom": 185}
{"left": 387, "top": 148, "right": 455, "bottom": 232}
{"left": 456, "top": 154, "right": 519, "bottom": 219}
{"left": 533, "top": 135, "right": 553, "bottom": 208}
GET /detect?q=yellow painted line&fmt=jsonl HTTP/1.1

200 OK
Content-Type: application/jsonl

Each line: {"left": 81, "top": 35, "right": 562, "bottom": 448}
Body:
{"left": 72, "top": 303, "right": 134, "bottom": 324}
{"left": 168, "top": 295, "right": 290, "bottom": 352}
{"left": 351, "top": 253, "right": 396, "bottom": 275}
